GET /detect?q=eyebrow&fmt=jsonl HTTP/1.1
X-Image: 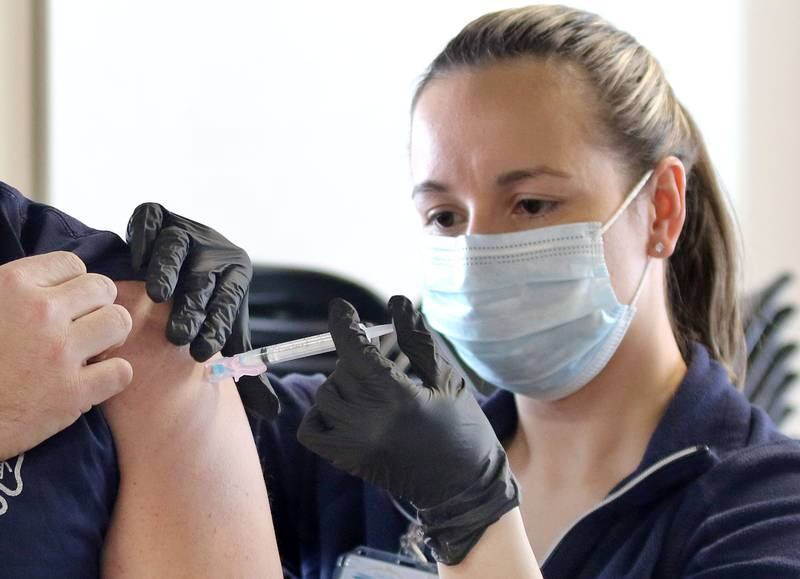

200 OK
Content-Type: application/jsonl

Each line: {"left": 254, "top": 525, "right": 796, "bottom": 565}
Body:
{"left": 412, "top": 165, "right": 570, "bottom": 197}
{"left": 496, "top": 166, "right": 570, "bottom": 187}
{"left": 412, "top": 180, "right": 448, "bottom": 197}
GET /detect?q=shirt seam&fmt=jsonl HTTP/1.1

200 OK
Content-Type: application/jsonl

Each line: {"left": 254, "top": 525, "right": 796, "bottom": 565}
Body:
{"left": 35, "top": 206, "right": 82, "bottom": 240}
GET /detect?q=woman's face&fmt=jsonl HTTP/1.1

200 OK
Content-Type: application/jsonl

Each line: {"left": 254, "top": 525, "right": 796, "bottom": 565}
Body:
{"left": 410, "top": 58, "right": 653, "bottom": 304}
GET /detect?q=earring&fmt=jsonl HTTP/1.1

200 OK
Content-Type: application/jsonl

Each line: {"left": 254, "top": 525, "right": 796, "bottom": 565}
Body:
{"left": 654, "top": 242, "right": 665, "bottom": 255}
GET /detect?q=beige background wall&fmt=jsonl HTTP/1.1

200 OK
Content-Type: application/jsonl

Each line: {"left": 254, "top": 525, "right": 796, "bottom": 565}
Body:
{"left": 742, "top": 0, "right": 800, "bottom": 433}
{"left": 0, "top": 0, "right": 41, "bottom": 199}
{"left": 742, "top": 0, "right": 800, "bottom": 335}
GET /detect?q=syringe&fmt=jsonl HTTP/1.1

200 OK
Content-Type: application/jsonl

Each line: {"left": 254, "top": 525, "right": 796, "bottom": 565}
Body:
{"left": 204, "top": 323, "right": 395, "bottom": 384}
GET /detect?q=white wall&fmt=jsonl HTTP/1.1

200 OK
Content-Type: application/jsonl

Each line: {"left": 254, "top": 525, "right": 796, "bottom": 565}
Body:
{"left": 47, "top": 0, "right": 745, "bottom": 302}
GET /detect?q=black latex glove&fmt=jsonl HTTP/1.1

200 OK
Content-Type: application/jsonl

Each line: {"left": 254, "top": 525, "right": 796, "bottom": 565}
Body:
{"left": 298, "top": 296, "right": 519, "bottom": 565}
{"left": 126, "top": 203, "right": 278, "bottom": 419}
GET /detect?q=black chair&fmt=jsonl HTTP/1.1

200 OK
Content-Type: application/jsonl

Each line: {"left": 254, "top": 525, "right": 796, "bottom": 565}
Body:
{"left": 247, "top": 265, "right": 391, "bottom": 376}
{"left": 742, "top": 273, "right": 798, "bottom": 427}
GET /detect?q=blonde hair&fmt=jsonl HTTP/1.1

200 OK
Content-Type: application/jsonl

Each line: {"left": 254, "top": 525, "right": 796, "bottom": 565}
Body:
{"left": 413, "top": 5, "right": 745, "bottom": 385}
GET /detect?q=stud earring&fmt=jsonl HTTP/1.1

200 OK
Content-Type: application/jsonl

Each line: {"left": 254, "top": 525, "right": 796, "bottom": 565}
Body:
{"left": 654, "top": 242, "right": 665, "bottom": 254}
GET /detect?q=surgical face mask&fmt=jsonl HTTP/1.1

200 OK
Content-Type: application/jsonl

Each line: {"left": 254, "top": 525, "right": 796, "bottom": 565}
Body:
{"left": 421, "top": 171, "right": 654, "bottom": 400}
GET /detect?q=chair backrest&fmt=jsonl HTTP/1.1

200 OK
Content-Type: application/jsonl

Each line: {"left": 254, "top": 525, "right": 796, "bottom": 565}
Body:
{"left": 248, "top": 265, "right": 389, "bottom": 376}
{"left": 742, "top": 273, "right": 798, "bottom": 427}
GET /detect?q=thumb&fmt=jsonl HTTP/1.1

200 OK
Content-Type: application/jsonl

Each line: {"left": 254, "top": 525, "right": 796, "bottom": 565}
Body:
{"left": 237, "top": 373, "right": 280, "bottom": 420}
{"left": 388, "top": 295, "right": 439, "bottom": 386}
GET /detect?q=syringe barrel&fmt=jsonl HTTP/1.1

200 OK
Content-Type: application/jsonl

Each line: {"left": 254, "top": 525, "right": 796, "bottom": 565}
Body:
{"left": 262, "top": 332, "right": 336, "bottom": 365}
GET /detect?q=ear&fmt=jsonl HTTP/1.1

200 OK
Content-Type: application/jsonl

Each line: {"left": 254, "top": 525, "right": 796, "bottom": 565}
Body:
{"left": 647, "top": 156, "right": 686, "bottom": 258}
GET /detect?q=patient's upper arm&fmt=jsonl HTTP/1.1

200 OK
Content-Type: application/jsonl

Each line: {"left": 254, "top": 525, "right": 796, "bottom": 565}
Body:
{"left": 100, "top": 282, "right": 281, "bottom": 578}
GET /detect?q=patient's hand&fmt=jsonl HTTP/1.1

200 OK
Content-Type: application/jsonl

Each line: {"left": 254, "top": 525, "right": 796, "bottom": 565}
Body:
{"left": 100, "top": 282, "right": 281, "bottom": 578}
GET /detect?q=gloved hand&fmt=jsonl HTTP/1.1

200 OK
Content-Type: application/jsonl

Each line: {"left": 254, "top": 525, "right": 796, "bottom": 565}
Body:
{"left": 126, "top": 203, "right": 278, "bottom": 419}
{"left": 127, "top": 203, "right": 251, "bottom": 361}
{"left": 298, "top": 296, "right": 519, "bottom": 565}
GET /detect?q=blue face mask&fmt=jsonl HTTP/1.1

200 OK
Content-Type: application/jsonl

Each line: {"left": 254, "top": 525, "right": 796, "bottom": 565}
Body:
{"left": 421, "top": 171, "right": 654, "bottom": 400}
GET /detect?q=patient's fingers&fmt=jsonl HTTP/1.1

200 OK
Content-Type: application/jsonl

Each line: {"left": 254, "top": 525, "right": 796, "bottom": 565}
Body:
{"left": 53, "top": 273, "right": 118, "bottom": 321}
{"left": 10, "top": 251, "right": 87, "bottom": 287}
{"left": 79, "top": 357, "right": 134, "bottom": 409}
{"left": 70, "top": 304, "right": 133, "bottom": 362}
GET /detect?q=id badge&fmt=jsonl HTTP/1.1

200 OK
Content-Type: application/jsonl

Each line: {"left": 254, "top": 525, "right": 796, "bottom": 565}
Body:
{"left": 333, "top": 546, "right": 438, "bottom": 578}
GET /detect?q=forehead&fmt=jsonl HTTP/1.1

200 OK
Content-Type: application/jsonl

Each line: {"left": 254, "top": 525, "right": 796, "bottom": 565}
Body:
{"left": 410, "top": 58, "right": 604, "bottom": 172}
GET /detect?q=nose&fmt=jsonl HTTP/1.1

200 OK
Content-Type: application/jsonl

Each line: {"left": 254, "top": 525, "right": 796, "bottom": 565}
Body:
{"left": 465, "top": 199, "right": 509, "bottom": 236}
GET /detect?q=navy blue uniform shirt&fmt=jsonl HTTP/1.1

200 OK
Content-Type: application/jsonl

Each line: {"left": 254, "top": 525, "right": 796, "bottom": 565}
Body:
{"left": 256, "top": 343, "right": 800, "bottom": 578}
{"left": 0, "top": 182, "right": 142, "bottom": 578}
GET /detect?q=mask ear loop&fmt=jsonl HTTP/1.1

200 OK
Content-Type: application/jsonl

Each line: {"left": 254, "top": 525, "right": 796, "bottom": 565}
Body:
{"left": 599, "top": 170, "right": 656, "bottom": 307}
{"left": 629, "top": 258, "right": 653, "bottom": 307}
{"left": 599, "top": 170, "right": 655, "bottom": 235}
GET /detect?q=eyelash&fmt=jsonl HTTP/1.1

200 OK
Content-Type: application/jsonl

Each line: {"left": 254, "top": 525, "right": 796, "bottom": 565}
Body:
{"left": 425, "top": 199, "right": 559, "bottom": 231}
{"left": 513, "top": 198, "right": 558, "bottom": 217}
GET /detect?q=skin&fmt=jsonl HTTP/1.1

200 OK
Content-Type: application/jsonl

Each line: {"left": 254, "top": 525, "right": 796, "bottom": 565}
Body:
{"left": 99, "top": 282, "right": 282, "bottom": 578}
{"left": 410, "top": 58, "right": 687, "bottom": 576}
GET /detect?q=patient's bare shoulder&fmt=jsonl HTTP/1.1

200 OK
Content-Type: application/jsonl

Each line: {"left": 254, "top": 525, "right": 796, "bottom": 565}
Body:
{"left": 100, "top": 281, "right": 281, "bottom": 577}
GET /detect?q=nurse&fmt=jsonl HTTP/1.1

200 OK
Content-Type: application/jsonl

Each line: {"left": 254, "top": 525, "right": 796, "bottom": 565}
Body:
{"left": 285, "top": 5, "right": 800, "bottom": 578}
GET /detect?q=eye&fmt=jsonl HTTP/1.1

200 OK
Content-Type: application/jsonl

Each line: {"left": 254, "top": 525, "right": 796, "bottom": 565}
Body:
{"left": 513, "top": 198, "right": 558, "bottom": 217}
{"left": 424, "top": 209, "right": 465, "bottom": 233}
{"left": 433, "top": 211, "right": 455, "bottom": 228}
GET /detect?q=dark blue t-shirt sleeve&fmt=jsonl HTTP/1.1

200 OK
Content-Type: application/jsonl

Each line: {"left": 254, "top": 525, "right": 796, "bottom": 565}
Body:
{"left": 0, "top": 182, "right": 142, "bottom": 578}
{"left": 0, "top": 181, "right": 144, "bottom": 280}
{"left": 0, "top": 408, "right": 118, "bottom": 578}
{"left": 678, "top": 441, "right": 800, "bottom": 578}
